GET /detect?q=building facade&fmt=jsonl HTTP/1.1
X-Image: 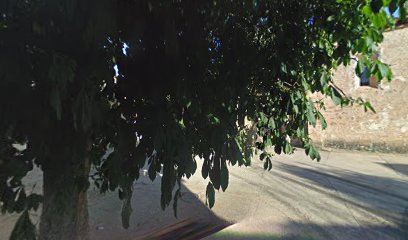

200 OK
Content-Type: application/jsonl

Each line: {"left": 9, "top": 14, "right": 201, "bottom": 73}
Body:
{"left": 309, "top": 25, "right": 408, "bottom": 153}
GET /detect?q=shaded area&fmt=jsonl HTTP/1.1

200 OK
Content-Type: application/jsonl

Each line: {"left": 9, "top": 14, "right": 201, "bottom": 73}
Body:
{"left": 209, "top": 222, "right": 407, "bottom": 240}
{"left": 201, "top": 150, "right": 408, "bottom": 240}
{"left": 275, "top": 162, "right": 408, "bottom": 222}
{"left": 137, "top": 218, "right": 229, "bottom": 239}
{"left": 1, "top": 151, "right": 407, "bottom": 240}
{"left": 67, "top": 152, "right": 408, "bottom": 239}
{"left": 0, "top": 167, "right": 229, "bottom": 240}
{"left": 272, "top": 162, "right": 408, "bottom": 238}
{"left": 88, "top": 170, "right": 228, "bottom": 240}
{"left": 89, "top": 151, "right": 408, "bottom": 239}
{"left": 209, "top": 231, "right": 280, "bottom": 240}
{"left": 380, "top": 163, "right": 408, "bottom": 177}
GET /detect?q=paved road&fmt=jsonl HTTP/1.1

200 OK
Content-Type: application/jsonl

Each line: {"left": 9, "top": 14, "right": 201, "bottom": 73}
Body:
{"left": 202, "top": 150, "right": 408, "bottom": 240}
{"left": 1, "top": 149, "right": 407, "bottom": 239}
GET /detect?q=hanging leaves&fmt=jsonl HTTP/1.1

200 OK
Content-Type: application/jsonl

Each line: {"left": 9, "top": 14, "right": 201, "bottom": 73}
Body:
{"left": 220, "top": 161, "right": 229, "bottom": 192}
{"left": 206, "top": 182, "right": 215, "bottom": 208}
{"left": 0, "top": 0, "right": 398, "bottom": 235}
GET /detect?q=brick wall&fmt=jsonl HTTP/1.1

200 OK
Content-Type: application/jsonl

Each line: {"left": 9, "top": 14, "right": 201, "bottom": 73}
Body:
{"left": 309, "top": 26, "right": 408, "bottom": 153}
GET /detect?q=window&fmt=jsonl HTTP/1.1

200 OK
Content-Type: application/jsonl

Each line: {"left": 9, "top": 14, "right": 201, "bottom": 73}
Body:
{"left": 357, "top": 53, "right": 380, "bottom": 88}
{"left": 359, "top": 67, "right": 370, "bottom": 86}
{"left": 358, "top": 67, "right": 379, "bottom": 88}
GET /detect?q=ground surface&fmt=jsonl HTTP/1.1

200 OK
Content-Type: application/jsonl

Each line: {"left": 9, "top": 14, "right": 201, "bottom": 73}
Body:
{"left": 0, "top": 149, "right": 407, "bottom": 240}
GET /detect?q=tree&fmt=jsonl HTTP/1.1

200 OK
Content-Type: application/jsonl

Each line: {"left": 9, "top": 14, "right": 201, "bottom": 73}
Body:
{"left": 402, "top": 0, "right": 408, "bottom": 20}
{"left": 0, "top": 0, "right": 405, "bottom": 239}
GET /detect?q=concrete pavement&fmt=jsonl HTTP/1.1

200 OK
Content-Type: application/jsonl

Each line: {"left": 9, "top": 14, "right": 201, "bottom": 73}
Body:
{"left": 202, "top": 150, "right": 408, "bottom": 240}
{"left": 0, "top": 149, "right": 407, "bottom": 239}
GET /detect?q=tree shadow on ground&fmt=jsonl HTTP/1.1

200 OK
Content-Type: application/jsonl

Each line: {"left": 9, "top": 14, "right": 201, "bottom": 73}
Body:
{"left": 209, "top": 222, "right": 408, "bottom": 240}
{"left": 0, "top": 167, "right": 229, "bottom": 240}
{"left": 92, "top": 158, "right": 408, "bottom": 239}
{"left": 88, "top": 172, "right": 229, "bottom": 240}
{"left": 272, "top": 162, "right": 408, "bottom": 239}
{"left": 379, "top": 163, "right": 408, "bottom": 177}
{"left": 3, "top": 160, "right": 408, "bottom": 239}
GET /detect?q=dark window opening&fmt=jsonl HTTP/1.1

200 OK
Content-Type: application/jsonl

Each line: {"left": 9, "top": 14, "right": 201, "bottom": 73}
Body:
{"left": 360, "top": 67, "right": 370, "bottom": 86}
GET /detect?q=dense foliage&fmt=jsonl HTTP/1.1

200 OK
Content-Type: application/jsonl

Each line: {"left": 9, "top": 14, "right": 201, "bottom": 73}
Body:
{"left": 0, "top": 0, "right": 405, "bottom": 239}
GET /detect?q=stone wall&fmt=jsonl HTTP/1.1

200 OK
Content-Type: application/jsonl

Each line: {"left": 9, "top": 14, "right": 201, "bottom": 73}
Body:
{"left": 309, "top": 25, "right": 408, "bottom": 153}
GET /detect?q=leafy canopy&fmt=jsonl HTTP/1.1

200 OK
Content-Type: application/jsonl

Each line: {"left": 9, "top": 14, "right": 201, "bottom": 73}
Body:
{"left": 0, "top": 0, "right": 405, "bottom": 236}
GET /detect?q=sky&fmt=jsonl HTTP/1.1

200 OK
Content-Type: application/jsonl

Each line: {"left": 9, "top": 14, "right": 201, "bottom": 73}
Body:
{"left": 384, "top": 6, "right": 400, "bottom": 18}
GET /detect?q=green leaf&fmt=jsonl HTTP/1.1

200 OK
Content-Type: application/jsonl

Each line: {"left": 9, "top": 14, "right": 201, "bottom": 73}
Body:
{"left": 365, "top": 35, "right": 374, "bottom": 49}
{"left": 370, "top": 0, "right": 383, "bottom": 13}
{"left": 306, "top": 101, "right": 316, "bottom": 126}
{"left": 268, "top": 117, "right": 276, "bottom": 129}
{"left": 317, "top": 112, "right": 327, "bottom": 129}
{"left": 280, "top": 63, "right": 287, "bottom": 73}
{"left": 210, "top": 161, "right": 221, "bottom": 190}
{"left": 362, "top": 5, "right": 373, "bottom": 17}
{"left": 356, "top": 59, "right": 366, "bottom": 76}
{"left": 389, "top": 0, "right": 398, "bottom": 14}
{"left": 320, "top": 115, "right": 327, "bottom": 129}
{"left": 320, "top": 71, "right": 329, "bottom": 87}
{"left": 206, "top": 182, "right": 215, "bottom": 208}
{"left": 220, "top": 163, "right": 229, "bottom": 192}
{"left": 308, "top": 144, "right": 321, "bottom": 161}
{"left": 364, "top": 101, "right": 376, "bottom": 113}
{"left": 331, "top": 88, "right": 342, "bottom": 106}
{"left": 202, "top": 159, "right": 210, "bottom": 179}
{"left": 327, "top": 15, "right": 335, "bottom": 22}
{"left": 284, "top": 142, "right": 293, "bottom": 154}
{"left": 377, "top": 62, "right": 392, "bottom": 80}
{"left": 229, "top": 139, "right": 243, "bottom": 166}
{"left": 258, "top": 112, "right": 268, "bottom": 124}
{"left": 399, "top": 1, "right": 407, "bottom": 21}
{"left": 208, "top": 113, "right": 220, "bottom": 125}
{"left": 372, "top": 13, "right": 387, "bottom": 29}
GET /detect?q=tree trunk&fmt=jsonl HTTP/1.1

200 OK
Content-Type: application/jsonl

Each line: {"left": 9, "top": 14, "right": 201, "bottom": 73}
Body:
{"left": 39, "top": 155, "right": 91, "bottom": 240}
